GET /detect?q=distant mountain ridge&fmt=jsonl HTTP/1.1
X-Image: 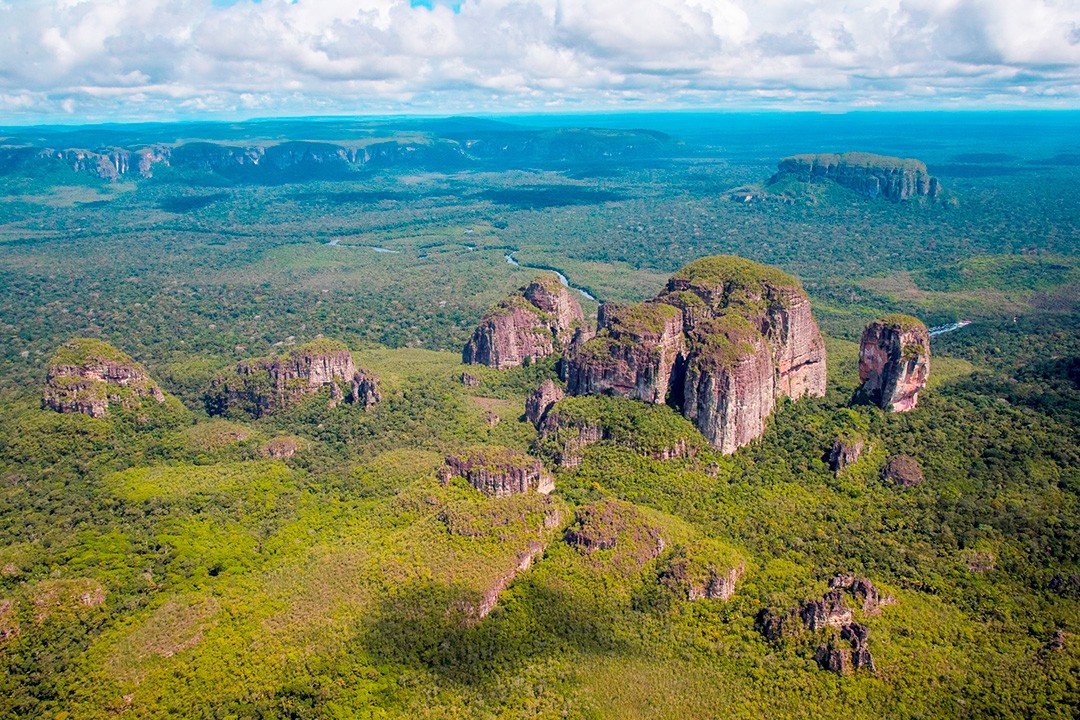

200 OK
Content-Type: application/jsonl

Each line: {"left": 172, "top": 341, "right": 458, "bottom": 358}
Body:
{"left": 0, "top": 123, "right": 675, "bottom": 181}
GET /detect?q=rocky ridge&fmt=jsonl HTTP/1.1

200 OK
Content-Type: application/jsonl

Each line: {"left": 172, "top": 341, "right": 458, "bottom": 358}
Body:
{"left": 42, "top": 338, "right": 167, "bottom": 419}
{"left": 209, "top": 339, "right": 379, "bottom": 417}
{"left": 854, "top": 315, "right": 930, "bottom": 412}
{"left": 440, "top": 446, "right": 555, "bottom": 497}
{"left": 463, "top": 275, "right": 584, "bottom": 369}
{"left": 771, "top": 152, "right": 940, "bottom": 202}
{"left": 563, "top": 255, "right": 826, "bottom": 453}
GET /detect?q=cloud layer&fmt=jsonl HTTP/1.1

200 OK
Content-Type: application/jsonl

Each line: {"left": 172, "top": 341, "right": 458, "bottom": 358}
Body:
{"left": 1, "top": 0, "right": 1078, "bottom": 121}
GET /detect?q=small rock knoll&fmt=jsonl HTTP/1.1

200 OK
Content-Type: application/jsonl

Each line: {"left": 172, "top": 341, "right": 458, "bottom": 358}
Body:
{"left": 43, "top": 338, "right": 167, "bottom": 419}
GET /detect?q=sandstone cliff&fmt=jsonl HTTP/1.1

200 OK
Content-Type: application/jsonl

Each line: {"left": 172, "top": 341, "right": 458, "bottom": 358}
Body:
{"left": 209, "top": 338, "right": 379, "bottom": 417}
{"left": 525, "top": 379, "right": 565, "bottom": 428}
{"left": 563, "top": 255, "right": 827, "bottom": 454}
{"left": 463, "top": 275, "right": 584, "bottom": 369}
{"left": 771, "top": 152, "right": 940, "bottom": 202}
{"left": 440, "top": 446, "right": 555, "bottom": 497}
{"left": 658, "top": 539, "right": 746, "bottom": 602}
{"left": 854, "top": 315, "right": 930, "bottom": 412}
{"left": 42, "top": 338, "right": 167, "bottom": 419}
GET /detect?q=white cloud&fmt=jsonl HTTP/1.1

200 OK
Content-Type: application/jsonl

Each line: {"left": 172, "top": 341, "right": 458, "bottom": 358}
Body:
{"left": 0, "top": 0, "right": 1077, "bottom": 121}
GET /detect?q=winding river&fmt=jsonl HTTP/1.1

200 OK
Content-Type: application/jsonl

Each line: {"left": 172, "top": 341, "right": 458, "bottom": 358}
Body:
{"left": 505, "top": 252, "right": 597, "bottom": 302}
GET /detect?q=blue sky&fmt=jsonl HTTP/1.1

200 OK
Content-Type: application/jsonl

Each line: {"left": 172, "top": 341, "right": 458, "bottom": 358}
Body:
{"left": 1, "top": 0, "right": 1078, "bottom": 123}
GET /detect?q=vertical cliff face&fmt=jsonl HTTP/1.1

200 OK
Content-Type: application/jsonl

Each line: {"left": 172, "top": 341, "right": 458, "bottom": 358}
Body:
{"left": 564, "top": 302, "right": 684, "bottom": 403}
{"left": 771, "top": 152, "right": 940, "bottom": 202}
{"left": 525, "top": 379, "right": 565, "bottom": 428}
{"left": 42, "top": 338, "right": 167, "bottom": 418}
{"left": 681, "top": 317, "right": 777, "bottom": 454}
{"left": 440, "top": 446, "right": 555, "bottom": 497}
{"left": 463, "top": 275, "right": 584, "bottom": 369}
{"left": 854, "top": 315, "right": 930, "bottom": 412}
{"left": 563, "top": 255, "right": 827, "bottom": 454}
{"left": 211, "top": 339, "right": 379, "bottom": 417}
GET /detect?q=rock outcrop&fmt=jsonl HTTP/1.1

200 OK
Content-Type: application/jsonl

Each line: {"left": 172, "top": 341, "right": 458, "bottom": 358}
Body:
{"left": 463, "top": 275, "right": 584, "bottom": 369}
{"left": 854, "top": 315, "right": 930, "bottom": 412}
{"left": 756, "top": 574, "right": 894, "bottom": 675}
{"left": 565, "top": 302, "right": 684, "bottom": 403}
{"left": 42, "top": 338, "right": 167, "bottom": 419}
{"left": 658, "top": 540, "right": 746, "bottom": 602}
{"left": 771, "top": 152, "right": 940, "bottom": 202}
{"left": 535, "top": 395, "right": 700, "bottom": 468}
{"left": 525, "top": 379, "right": 565, "bottom": 428}
{"left": 882, "top": 455, "right": 925, "bottom": 487}
{"left": 563, "top": 255, "right": 827, "bottom": 454}
{"left": 209, "top": 339, "right": 379, "bottom": 417}
{"left": 440, "top": 446, "right": 555, "bottom": 497}
{"left": 828, "top": 435, "right": 865, "bottom": 473}
{"left": 564, "top": 499, "right": 667, "bottom": 566}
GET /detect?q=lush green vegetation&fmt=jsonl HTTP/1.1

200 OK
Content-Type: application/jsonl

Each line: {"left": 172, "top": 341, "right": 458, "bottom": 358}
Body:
{"left": 0, "top": 114, "right": 1077, "bottom": 718}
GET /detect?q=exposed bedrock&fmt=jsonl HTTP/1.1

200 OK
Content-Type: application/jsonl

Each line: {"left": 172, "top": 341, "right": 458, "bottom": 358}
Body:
{"left": 771, "top": 152, "right": 940, "bottom": 202}
{"left": 210, "top": 339, "right": 379, "bottom": 417}
{"left": 440, "top": 446, "right": 555, "bottom": 497}
{"left": 854, "top": 315, "right": 930, "bottom": 412}
{"left": 463, "top": 275, "right": 584, "bottom": 369}
{"left": 42, "top": 338, "right": 167, "bottom": 419}
{"left": 563, "top": 255, "right": 827, "bottom": 454}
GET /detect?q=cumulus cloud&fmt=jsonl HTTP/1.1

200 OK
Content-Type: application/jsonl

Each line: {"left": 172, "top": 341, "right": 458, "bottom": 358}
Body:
{"left": 0, "top": 0, "right": 1077, "bottom": 121}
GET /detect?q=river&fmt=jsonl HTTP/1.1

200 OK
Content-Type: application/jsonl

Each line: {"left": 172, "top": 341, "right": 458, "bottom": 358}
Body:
{"left": 505, "top": 252, "right": 597, "bottom": 302}
{"left": 928, "top": 320, "right": 972, "bottom": 337}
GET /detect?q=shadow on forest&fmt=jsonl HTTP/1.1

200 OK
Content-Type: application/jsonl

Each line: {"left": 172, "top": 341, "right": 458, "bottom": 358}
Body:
{"left": 362, "top": 575, "right": 630, "bottom": 686}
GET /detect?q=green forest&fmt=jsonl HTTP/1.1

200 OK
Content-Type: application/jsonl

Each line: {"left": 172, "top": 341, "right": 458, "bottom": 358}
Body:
{"left": 0, "top": 114, "right": 1077, "bottom": 719}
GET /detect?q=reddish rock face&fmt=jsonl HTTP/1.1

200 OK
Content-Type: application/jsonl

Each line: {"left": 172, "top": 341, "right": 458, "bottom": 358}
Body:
{"left": 463, "top": 275, "right": 584, "bottom": 369}
{"left": 563, "top": 255, "right": 827, "bottom": 455}
{"left": 525, "top": 379, "right": 565, "bottom": 428}
{"left": 440, "top": 446, "right": 554, "bottom": 497}
{"left": 682, "top": 319, "right": 777, "bottom": 454}
{"left": 351, "top": 369, "right": 381, "bottom": 409}
{"left": 855, "top": 316, "right": 930, "bottom": 412}
{"left": 564, "top": 302, "right": 684, "bottom": 403}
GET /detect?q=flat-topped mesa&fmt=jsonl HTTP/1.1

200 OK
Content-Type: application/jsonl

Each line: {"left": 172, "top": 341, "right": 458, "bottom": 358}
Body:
{"left": 43, "top": 338, "right": 166, "bottom": 418}
{"left": 772, "top": 152, "right": 940, "bottom": 202}
{"left": 658, "top": 255, "right": 827, "bottom": 399}
{"left": 463, "top": 274, "right": 584, "bottom": 369}
{"left": 564, "top": 302, "right": 684, "bottom": 403}
{"left": 211, "top": 338, "right": 380, "bottom": 417}
{"left": 440, "top": 446, "right": 555, "bottom": 497}
{"left": 854, "top": 315, "right": 930, "bottom": 412}
{"left": 564, "top": 254, "right": 827, "bottom": 454}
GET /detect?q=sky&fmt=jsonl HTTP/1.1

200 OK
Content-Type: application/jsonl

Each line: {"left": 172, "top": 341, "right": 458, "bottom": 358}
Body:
{"left": 0, "top": 0, "right": 1078, "bottom": 123}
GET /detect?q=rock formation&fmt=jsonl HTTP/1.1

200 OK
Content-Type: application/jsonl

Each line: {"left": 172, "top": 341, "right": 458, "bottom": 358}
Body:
{"left": 658, "top": 540, "right": 746, "bottom": 602}
{"left": 854, "top": 315, "right": 930, "bottom": 412}
{"left": 882, "top": 455, "right": 924, "bottom": 487}
{"left": 525, "top": 379, "right": 565, "bottom": 428}
{"left": 463, "top": 275, "right": 584, "bottom": 369}
{"left": 771, "top": 152, "right": 940, "bottom": 202}
{"left": 440, "top": 446, "right": 555, "bottom": 497}
{"left": 828, "top": 435, "right": 865, "bottom": 473}
{"left": 563, "top": 255, "right": 827, "bottom": 454}
{"left": 564, "top": 499, "right": 667, "bottom": 566}
{"left": 209, "top": 338, "right": 379, "bottom": 417}
{"left": 535, "top": 395, "right": 699, "bottom": 468}
{"left": 42, "top": 338, "right": 167, "bottom": 419}
{"left": 565, "top": 302, "right": 684, "bottom": 403}
{"left": 756, "top": 574, "right": 894, "bottom": 675}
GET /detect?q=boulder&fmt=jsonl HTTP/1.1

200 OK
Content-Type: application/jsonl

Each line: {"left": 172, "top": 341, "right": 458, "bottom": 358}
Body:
{"left": 828, "top": 436, "right": 865, "bottom": 473}
{"left": 854, "top": 315, "right": 930, "bottom": 412}
{"left": 882, "top": 455, "right": 924, "bottom": 487}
